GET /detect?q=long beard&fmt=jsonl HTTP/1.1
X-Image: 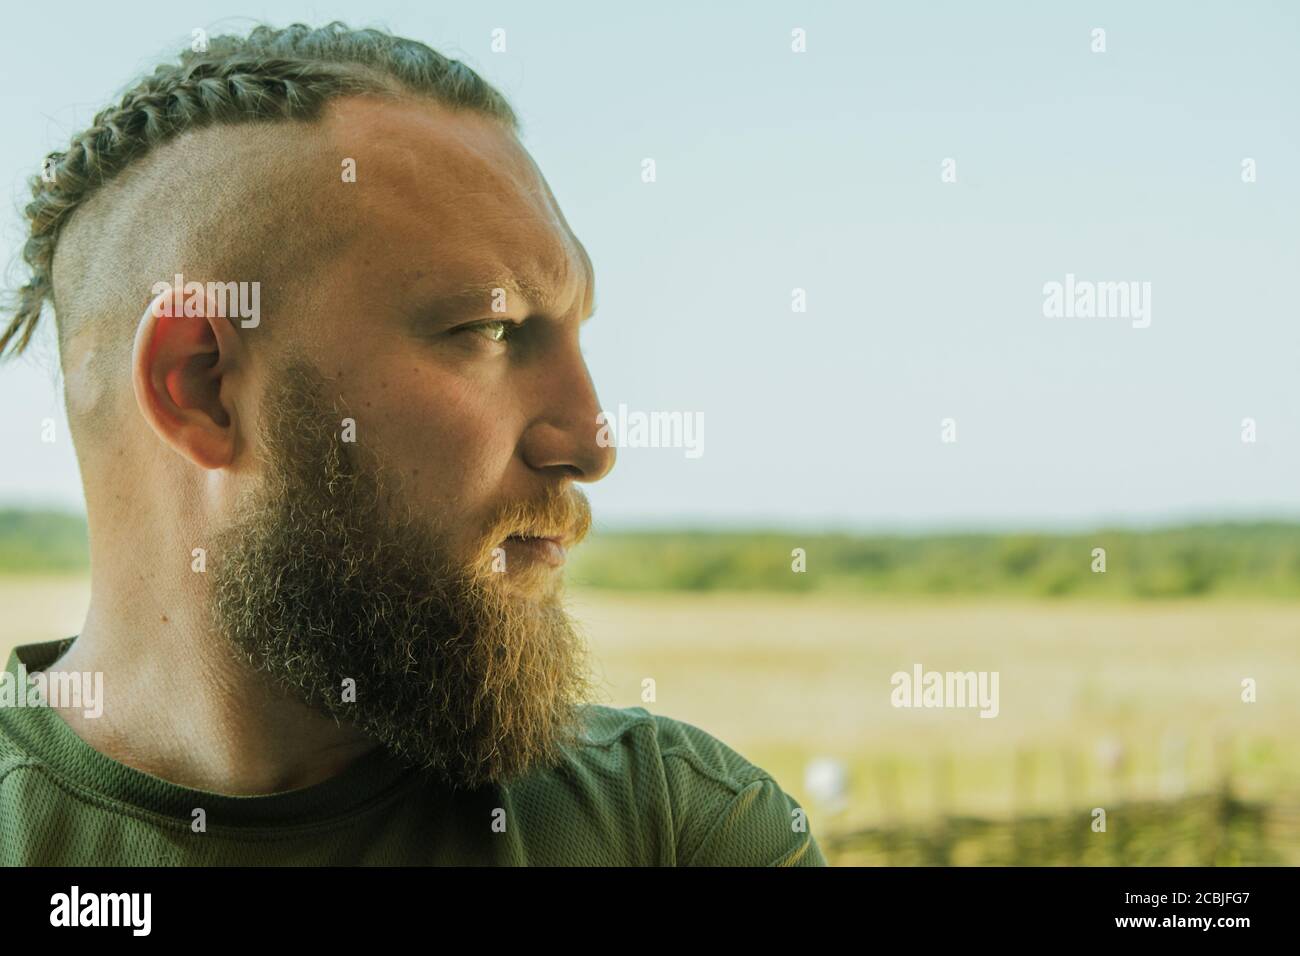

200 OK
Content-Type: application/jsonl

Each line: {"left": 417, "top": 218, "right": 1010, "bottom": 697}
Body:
{"left": 209, "top": 362, "right": 595, "bottom": 790}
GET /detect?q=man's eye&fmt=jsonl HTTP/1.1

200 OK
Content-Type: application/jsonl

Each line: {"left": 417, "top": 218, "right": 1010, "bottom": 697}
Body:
{"left": 460, "top": 319, "right": 520, "bottom": 344}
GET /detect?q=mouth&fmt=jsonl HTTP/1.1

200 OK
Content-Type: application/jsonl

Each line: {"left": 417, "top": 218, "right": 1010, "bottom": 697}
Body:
{"left": 502, "top": 533, "right": 568, "bottom": 568}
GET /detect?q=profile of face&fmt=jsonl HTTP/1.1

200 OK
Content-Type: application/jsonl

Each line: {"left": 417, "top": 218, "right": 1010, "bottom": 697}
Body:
{"left": 194, "top": 97, "right": 617, "bottom": 790}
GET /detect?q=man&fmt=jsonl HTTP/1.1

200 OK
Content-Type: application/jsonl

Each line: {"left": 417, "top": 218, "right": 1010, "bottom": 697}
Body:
{"left": 0, "top": 22, "right": 826, "bottom": 865}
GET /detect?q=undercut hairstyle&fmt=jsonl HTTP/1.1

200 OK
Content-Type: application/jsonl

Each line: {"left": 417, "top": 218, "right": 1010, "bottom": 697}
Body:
{"left": 0, "top": 21, "right": 518, "bottom": 368}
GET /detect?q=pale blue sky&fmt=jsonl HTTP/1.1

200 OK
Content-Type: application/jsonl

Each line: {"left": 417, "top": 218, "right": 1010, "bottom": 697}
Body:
{"left": 1, "top": 1, "right": 1297, "bottom": 530}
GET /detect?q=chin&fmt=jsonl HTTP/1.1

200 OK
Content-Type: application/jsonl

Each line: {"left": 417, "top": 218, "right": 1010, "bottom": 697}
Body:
{"left": 495, "top": 568, "right": 565, "bottom": 603}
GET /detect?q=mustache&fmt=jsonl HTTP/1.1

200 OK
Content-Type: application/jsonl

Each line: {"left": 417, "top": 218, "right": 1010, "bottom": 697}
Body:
{"left": 481, "top": 486, "right": 592, "bottom": 551}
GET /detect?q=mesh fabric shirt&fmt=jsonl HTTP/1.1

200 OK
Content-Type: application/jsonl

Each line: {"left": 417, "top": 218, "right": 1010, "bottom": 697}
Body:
{"left": 0, "top": 639, "right": 827, "bottom": 866}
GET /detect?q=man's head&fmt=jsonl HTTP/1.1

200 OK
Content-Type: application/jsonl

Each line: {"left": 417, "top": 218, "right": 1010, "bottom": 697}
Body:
{"left": 2, "top": 22, "right": 616, "bottom": 787}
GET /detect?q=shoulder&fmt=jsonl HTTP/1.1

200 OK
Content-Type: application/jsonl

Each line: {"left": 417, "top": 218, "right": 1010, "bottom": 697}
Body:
{"left": 506, "top": 704, "right": 827, "bottom": 866}
{"left": 0, "top": 642, "right": 60, "bottom": 780}
{"left": 0, "top": 734, "right": 28, "bottom": 781}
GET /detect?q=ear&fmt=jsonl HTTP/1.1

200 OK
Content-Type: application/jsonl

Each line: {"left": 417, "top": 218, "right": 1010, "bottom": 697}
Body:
{"left": 132, "top": 283, "right": 244, "bottom": 469}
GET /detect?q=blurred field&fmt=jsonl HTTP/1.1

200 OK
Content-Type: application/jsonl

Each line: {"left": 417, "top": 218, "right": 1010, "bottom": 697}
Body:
{"left": 5, "top": 576, "right": 1297, "bottom": 862}
{"left": 568, "top": 591, "right": 1299, "bottom": 810}
{"left": 1, "top": 575, "right": 91, "bottom": 651}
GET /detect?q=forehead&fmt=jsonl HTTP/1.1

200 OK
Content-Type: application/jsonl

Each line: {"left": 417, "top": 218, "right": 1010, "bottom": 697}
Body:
{"left": 321, "top": 96, "right": 593, "bottom": 318}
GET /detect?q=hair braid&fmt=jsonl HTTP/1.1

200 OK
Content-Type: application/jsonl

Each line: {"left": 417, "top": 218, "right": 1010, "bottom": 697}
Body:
{"left": 1, "top": 22, "right": 518, "bottom": 359}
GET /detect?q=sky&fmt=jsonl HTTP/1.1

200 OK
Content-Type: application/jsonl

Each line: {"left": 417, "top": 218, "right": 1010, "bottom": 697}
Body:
{"left": 1, "top": 0, "right": 1297, "bottom": 531}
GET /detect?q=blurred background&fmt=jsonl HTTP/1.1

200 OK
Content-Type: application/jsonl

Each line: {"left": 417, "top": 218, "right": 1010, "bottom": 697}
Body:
{"left": 2, "top": 1, "right": 1298, "bottom": 864}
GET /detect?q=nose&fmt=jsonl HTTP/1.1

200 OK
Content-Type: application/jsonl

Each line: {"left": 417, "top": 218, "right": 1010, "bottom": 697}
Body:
{"left": 518, "top": 344, "right": 616, "bottom": 484}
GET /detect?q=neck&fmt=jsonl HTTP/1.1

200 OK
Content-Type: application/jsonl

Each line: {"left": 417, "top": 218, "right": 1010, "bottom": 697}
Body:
{"left": 47, "top": 564, "right": 379, "bottom": 795}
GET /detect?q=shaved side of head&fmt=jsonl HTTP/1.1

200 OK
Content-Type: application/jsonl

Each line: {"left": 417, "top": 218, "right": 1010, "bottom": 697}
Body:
{"left": 52, "top": 116, "right": 358, "bottom": 451}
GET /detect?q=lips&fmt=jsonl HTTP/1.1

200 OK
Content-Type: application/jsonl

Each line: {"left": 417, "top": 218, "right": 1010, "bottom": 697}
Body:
{"left": 503, "top": 534, "right": 567, "bottom": 568}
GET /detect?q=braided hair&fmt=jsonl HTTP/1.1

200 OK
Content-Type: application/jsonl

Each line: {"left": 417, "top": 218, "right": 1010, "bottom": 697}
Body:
{"left": 1, "top": 21, "right": 518, "bottom": 359}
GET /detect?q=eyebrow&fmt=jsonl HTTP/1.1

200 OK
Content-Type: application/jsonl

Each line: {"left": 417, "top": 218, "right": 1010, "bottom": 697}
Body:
{"left": 422, "top": 275, "right": 596, "bottom": 323}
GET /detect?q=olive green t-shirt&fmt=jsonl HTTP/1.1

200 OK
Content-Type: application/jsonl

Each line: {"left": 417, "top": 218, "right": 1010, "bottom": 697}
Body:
{"left": 0, "top": 639, "right": 826, "bottom": 866}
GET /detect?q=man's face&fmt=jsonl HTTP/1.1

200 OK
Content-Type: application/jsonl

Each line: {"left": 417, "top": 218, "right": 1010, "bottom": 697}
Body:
{"left": 208, "top": 97, "right": 616, "bottom": 788}
{"left": 285, "top": 96, "right": 614, "bottom": 579}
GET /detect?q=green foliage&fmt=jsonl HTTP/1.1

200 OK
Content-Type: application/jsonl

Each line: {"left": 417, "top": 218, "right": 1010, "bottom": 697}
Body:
{"left": 6, "top": 508, "right": 1300, "bottom": 598}
{"left": 823, "top": 791, "right": 1287, "bottom": 866}
{"left": 567, "top": 522, "right": 1300, "bottom": 598}
{"left": 0, "top": 510, "right": 89, "bottom": 573}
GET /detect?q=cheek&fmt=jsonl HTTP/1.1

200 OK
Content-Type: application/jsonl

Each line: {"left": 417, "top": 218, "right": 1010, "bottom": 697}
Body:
{"left": 362, "top": 366, "right": 515, "bottom": 513}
